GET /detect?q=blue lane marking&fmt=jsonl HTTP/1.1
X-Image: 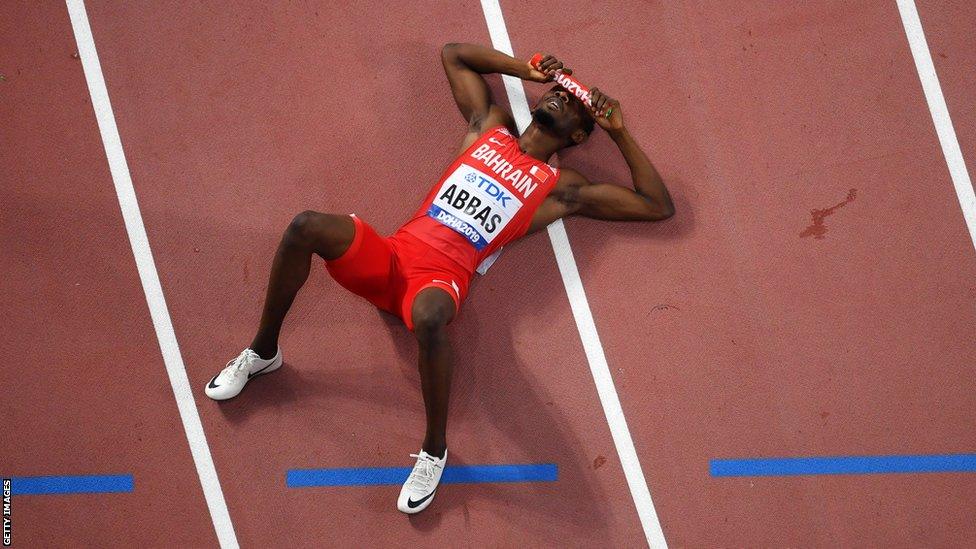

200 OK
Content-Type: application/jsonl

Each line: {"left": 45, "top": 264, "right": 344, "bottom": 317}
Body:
{"left": 710, "top": 454, "right": 976, "bottom": 477}
{"left": 2, "top": 474, "right": 134, "bottom": 495}
{"left": 287, "top": 463, "right": 557, "bottom": 487}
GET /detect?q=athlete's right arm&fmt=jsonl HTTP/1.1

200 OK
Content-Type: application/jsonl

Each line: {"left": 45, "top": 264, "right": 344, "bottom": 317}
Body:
{"left": 440, "top": 43, "right": 550, "bottom": 147}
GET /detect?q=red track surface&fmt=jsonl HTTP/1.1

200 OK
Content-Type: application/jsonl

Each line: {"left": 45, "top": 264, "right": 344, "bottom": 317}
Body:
{"left": 1, "top": 3, "right": 217, "bottom": 546}
{"left": 502, "top": 1, "right": 976, "bottom": 545}
{"left": 2, "top": 1, "right": 975, "bottom": 547}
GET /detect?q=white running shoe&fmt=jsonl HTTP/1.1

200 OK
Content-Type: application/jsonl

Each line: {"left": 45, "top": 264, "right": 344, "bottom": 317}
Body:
{"left": 204, "top": 348, "right": 282, "bottom": 400}
{"left": 397, "top": 449, "right": 447, "bottom": 514}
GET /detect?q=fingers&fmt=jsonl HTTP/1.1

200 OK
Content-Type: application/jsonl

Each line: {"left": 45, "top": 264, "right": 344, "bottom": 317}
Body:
{"left": 536, "top": 53, "right": 569, "bottom": 78}
{"left": 588, "top": 88, "right": 617, "bottom": 118}
{"left": 538, "top": 54, "right": 556, "bottom": 71}
{"left": 590, "top": 87, "right": 607, "bottom": 115}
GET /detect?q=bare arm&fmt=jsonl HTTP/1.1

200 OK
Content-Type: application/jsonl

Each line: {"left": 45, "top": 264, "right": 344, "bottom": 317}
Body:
{"left": 578, "top": 127, "right": 674, "bottom": 220}
{"left": 529, "top": 89, "right": 674, "bottom": 232}
{"left": 440, "top": 43, "right": 554, "bottom": 146}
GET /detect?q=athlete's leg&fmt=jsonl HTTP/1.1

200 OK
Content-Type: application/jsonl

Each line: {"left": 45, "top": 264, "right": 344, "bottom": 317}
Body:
{"left": 410, "top": 287, "right": 457, "bottom": 458}
{"left": 250, "top": 211, "right": 355, "bottom": 359}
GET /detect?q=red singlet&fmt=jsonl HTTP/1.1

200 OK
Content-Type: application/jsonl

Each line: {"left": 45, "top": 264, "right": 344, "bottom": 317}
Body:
{"left": 399, "top": 126, "right": 560, "bottom": 273}
{"left": 325, "top": 126, "right": 558, "bottom": 330}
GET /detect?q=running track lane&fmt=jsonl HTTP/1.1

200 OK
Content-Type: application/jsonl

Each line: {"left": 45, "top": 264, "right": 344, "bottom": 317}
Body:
{"left": 0, "top": 2, "right": 217, "bottom": 546}
{"left": 479, "top": 1, "right": 667, "bottom": 545}
{"left": 501, "top": 0, "right": 976, "bottom": 546}
{"left": 916, "top": 0, "right": 976, "bottom": 211}
{"left": 82, "top": 0, "right": 649, "bottom": 545}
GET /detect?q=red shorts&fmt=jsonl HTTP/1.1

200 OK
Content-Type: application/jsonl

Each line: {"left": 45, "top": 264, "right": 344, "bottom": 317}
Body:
{"left": 324, "top": 215, "right": 471, "bottom": 331}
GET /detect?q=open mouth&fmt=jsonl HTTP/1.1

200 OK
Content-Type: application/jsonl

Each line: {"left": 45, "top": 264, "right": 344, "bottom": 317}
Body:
{"left": 546, "top": 98, "right": 562, "bottom": 112}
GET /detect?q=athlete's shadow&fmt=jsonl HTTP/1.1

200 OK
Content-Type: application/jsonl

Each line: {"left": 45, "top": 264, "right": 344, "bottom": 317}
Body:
{"left": 376, "top": 272, "right": 615, "bottom": 538}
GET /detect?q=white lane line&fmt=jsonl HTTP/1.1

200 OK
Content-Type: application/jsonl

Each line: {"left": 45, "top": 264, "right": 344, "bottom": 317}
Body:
{"left": 478, "top": 1, "right": 668, "bottom": 546}
{"left": 65, "top": 2, "right": 239, "bottom": 547}
{"left": 897, "top": 0, "right": 976, "bottom": 252}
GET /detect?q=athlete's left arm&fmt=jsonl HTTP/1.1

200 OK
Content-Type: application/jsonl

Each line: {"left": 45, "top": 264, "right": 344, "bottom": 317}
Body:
{"left": 529, "top": 92, "right": 674, "bottom": 232}
{"left": 527, "top": 165, "right": 671, "bottom": 233}
{"left": 576, "top": 89, "right": 674, "bottom": 221}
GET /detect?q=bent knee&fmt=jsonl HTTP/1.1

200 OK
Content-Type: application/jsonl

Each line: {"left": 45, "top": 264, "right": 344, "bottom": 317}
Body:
{"left": 412, "top": 293, "right": 454, "bottom": 341}
{"left": 286, "top": 210, "right": 322, "bottom": 243}
{"left": 413, "top": 307, "right": 450, "bottom": 338}
{"left": 284, "top": 211, "right": 355, "bottom": 259}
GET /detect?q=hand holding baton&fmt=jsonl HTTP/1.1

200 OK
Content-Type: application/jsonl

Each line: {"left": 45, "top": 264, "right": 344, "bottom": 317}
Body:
{"left": 529, "top": 53, "right": 612, "bottom": 118}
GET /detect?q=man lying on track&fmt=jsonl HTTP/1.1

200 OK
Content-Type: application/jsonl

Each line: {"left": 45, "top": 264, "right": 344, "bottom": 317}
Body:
{"left": 204, "top": 43, "right": 674, "bottom": 514}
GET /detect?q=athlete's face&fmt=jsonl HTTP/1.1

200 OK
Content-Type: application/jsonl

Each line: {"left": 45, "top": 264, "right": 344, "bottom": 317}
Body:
{"left": 531, "top": 85, "right": 593, "bottom": 146}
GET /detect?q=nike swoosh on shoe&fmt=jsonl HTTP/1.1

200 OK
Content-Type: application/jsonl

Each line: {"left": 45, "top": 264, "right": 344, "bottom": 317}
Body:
{"left": 248, "top": 362, "right": 275, "bottom": 379}
{"left": 407, "top": 491, "right": 435, "bottom": 509}
{"left": 207, "top": 376, "right": 220, "bottom": 389}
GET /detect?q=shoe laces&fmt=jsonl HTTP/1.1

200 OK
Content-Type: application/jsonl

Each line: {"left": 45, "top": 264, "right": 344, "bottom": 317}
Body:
{"left": 407, "top": 453, "right": 438, "bottom": 491}
{"left": 222, "top": 349, "right": 258, "bottom": 380}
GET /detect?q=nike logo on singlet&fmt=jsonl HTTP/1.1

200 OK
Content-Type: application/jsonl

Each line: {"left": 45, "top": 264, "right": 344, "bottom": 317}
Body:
{"left": 431, "top": 279, "right": 460, "bottom": 298}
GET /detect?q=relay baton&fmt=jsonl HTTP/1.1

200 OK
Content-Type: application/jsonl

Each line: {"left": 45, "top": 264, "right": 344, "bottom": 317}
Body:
{"left": 528, "top": 53, "right": 612, "bottom": 118}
